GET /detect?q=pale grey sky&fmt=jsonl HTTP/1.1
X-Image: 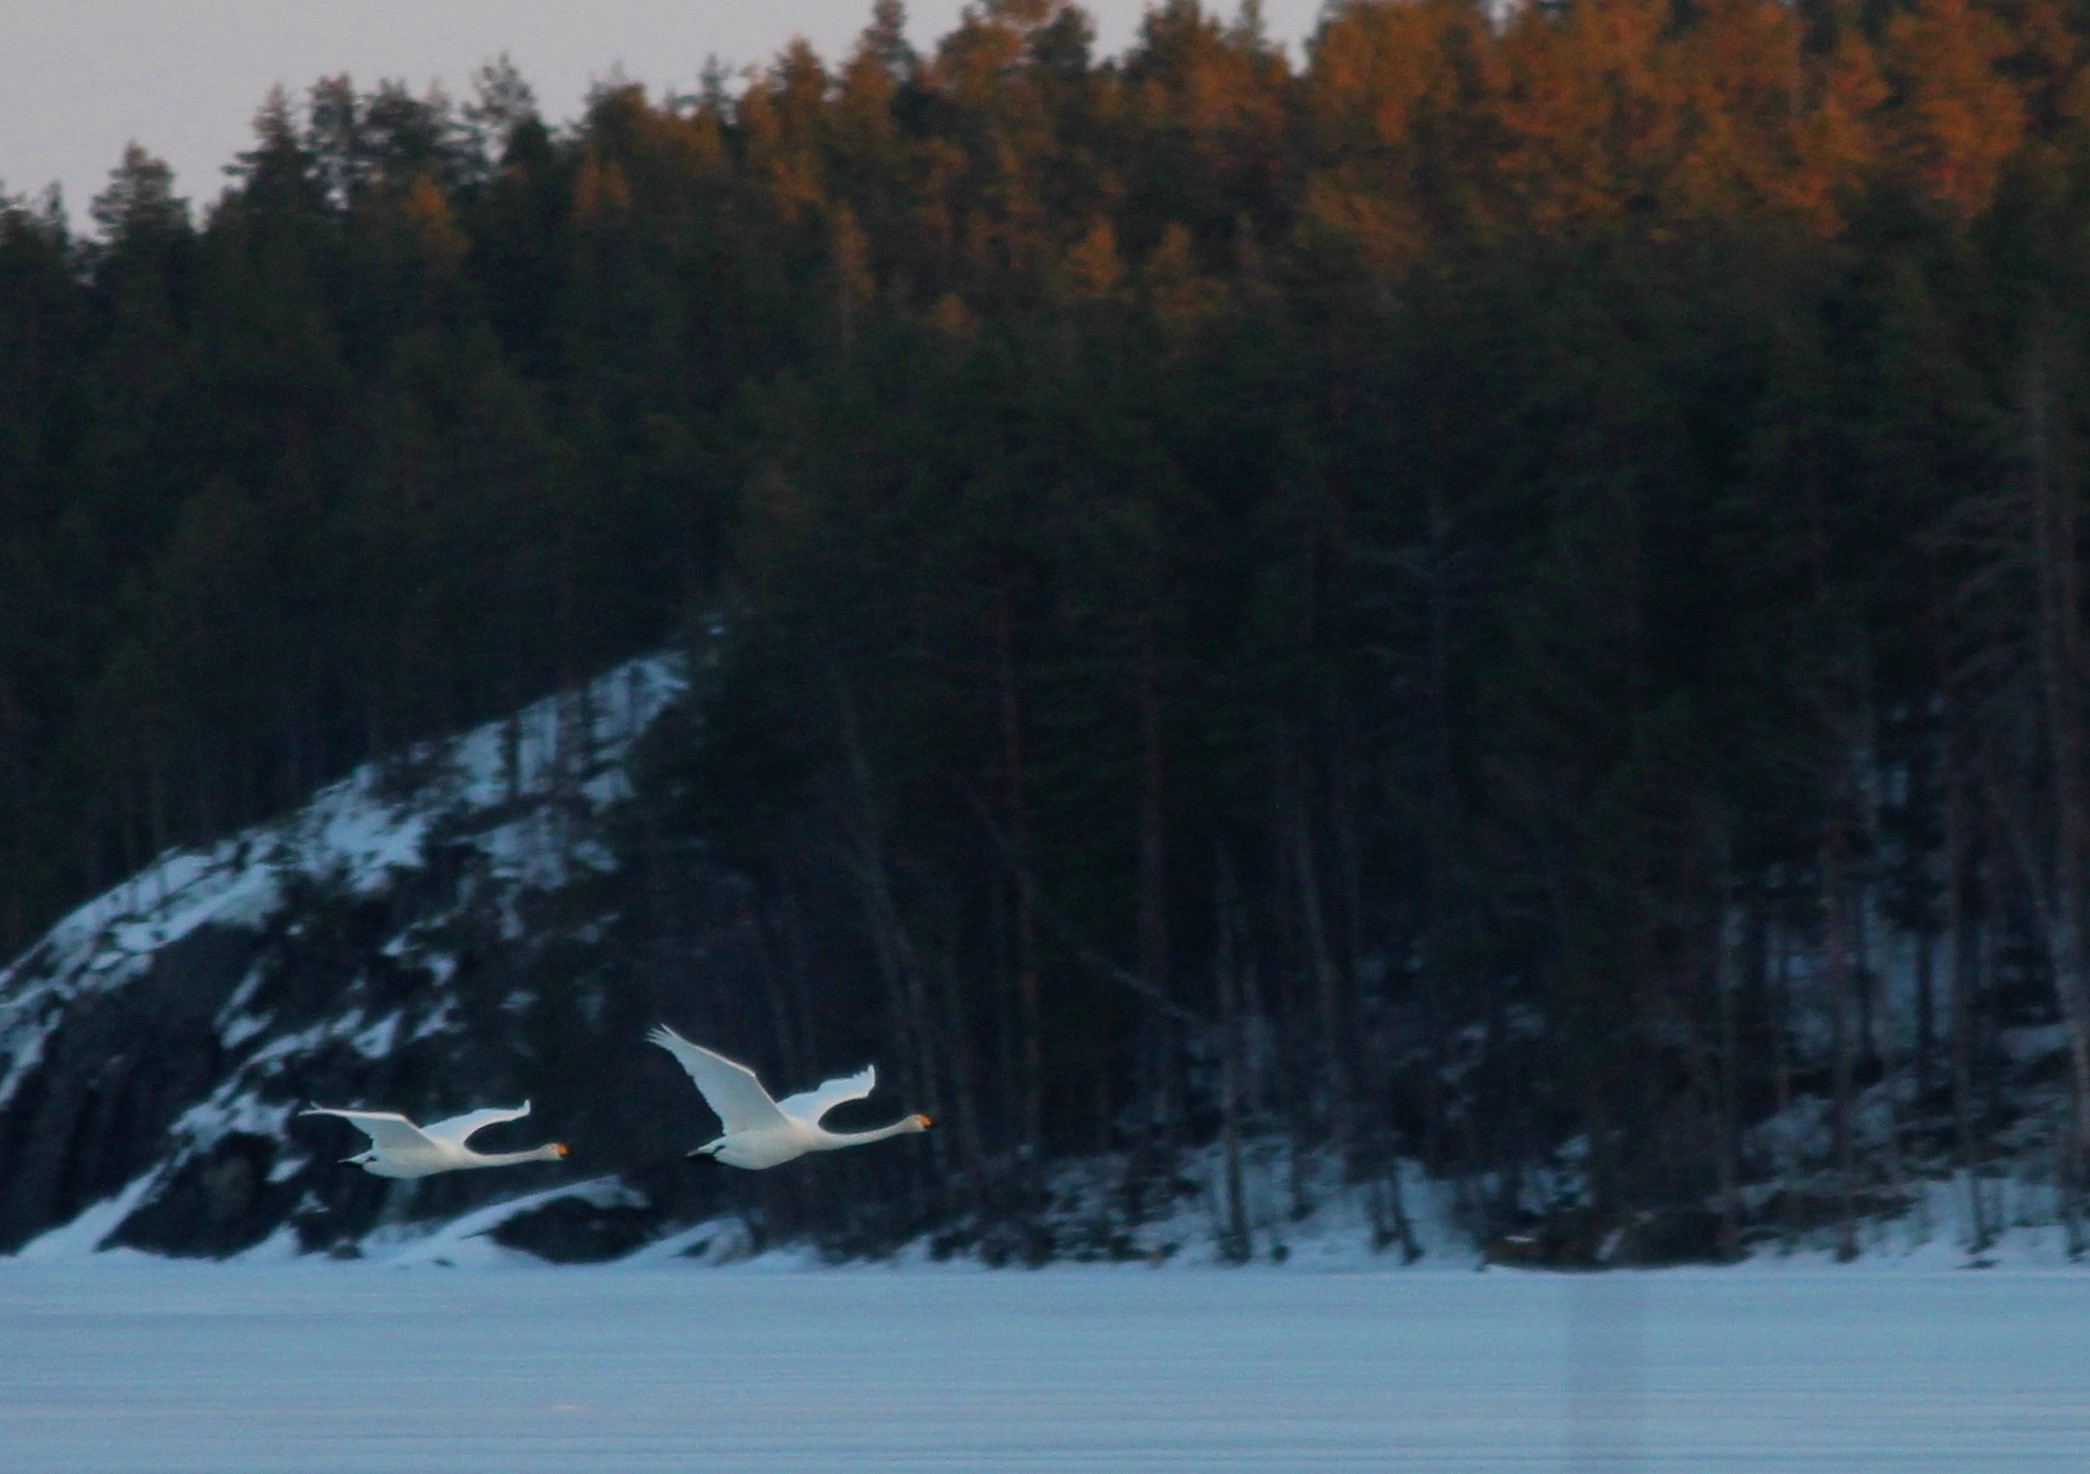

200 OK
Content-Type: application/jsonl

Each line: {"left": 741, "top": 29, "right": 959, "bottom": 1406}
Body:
{"left": 1, "top": 2, "right": 1326, "bottom": 225}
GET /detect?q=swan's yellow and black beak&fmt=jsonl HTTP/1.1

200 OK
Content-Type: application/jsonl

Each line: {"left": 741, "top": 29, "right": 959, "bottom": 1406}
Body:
{"left": 553, "top": 1143, "right": 570, "bottom": 1158}
{"left": 914, "top": 1114, "right": 934, "bottom": 1129}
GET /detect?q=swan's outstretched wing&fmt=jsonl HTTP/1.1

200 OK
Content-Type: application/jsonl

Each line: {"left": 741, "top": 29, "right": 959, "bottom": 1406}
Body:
{"left": 778, "top": 1065, "right": 876, "bottom": 1124}
{"left": 421, "top": 1102, "right": 532, "bottom": 1146}
{"left": 647, "top": 1026, "right": 788, "bottom": 1134}
{"left": 301, "top": 1107, "right": 432, "bottom": 1152}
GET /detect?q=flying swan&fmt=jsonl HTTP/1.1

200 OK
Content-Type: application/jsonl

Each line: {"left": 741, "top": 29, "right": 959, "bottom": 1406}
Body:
{"left": 301, "top": 1101, "right": 569, "bottom": 1179}
{"left": 647, "top": 1024, "right": 931, "bottom": 1169}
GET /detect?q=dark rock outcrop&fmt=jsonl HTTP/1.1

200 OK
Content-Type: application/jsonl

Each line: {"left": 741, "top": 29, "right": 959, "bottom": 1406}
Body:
{"left": 0, "top": 658, "right": 767, "bottom": 1262}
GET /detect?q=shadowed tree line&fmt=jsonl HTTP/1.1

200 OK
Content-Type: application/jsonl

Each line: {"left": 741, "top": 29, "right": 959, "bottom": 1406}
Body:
{"left": 9, "top": 0, "right": 2090, "bottom": 1258}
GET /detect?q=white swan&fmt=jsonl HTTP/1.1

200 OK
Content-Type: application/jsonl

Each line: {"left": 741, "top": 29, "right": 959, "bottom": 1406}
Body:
{"left": 301, "top": 1101, "right": 569, "bottom": 1179}
{"left": 647, "top": 1024, "right": 931, "bottom": 1169}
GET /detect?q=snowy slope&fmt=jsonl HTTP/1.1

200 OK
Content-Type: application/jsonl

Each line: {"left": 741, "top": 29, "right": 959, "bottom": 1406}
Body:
{"left": 5, "top": 644, "right": 2086, "bottom": 1272}
{"left": 0, "top": 657, "right": 690, "bottom": 1258}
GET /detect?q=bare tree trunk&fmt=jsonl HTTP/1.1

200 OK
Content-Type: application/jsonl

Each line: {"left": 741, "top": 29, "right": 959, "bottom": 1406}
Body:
{"left": 1914, "top": 920, "right": 1937, "bottom": 1105}
{"left": 1291, "top": 759, "right": 1353, "bottom": 1167}
{"left": 1137, "top": 618, "right": 1174, "bottom": 1151}
{"left": 1945, "top": 764, "right": 1989, "bottom": 1251}
{"left": 1854, "top": 869, "right": 1877, "bottom": 1078}
{"left": 1330, "top": 704, "right": 1394, "bottom": 1244}
{"left": 1268, "top": 772, "right": 1315, "bottom": 1224}
{"left": 1238, "top": 881, "right": 1269, "bottom": 1124}
{"left": 991, "top": 875, "right": 1020, "bottom": 1191}
{"left": 1911, "top": 706, "right": 1939, "bottom": 1104}
{"left": 994, "top": 592, "right": 1044, "bottom": 1186}
{"left": 931, "top": 939, "right": 990, "bottom": 1216}
{"left": 1214, "top": 847, "right": 1251, "bottom": 1263}
{"left": 144, "top": 732, "right": 169, "bottom": 875}
{"left": 1826, "top": 801, "right": 1860, "bottom": 1262}
{"left": 1715, "top": 889, "right": 1742, "bottom": 1261}
{"left": 1769, "top": 912, "right": 1794, "bottom": 1130}
{"left": 1417, "top": 460, "right": 1458, "bottom": 1185}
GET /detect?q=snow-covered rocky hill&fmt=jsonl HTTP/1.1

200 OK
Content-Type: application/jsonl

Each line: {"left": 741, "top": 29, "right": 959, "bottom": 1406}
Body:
{"left": 8, "top": 651, "right": 2086, "bottom": 1271}
{"left": 0, "top": 656, "right": 754, "bottom": 1261}
{"left": 0, "top": 650, "right": 1462, "bottom": 1270}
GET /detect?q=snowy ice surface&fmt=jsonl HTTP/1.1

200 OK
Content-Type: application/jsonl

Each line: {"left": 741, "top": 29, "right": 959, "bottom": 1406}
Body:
{"left": 1, "top": 1260, "right": 2087, "bottom": 1472}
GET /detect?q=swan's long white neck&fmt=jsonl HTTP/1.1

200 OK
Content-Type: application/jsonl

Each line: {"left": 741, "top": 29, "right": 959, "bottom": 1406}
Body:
{"left": 465, "top": 1144, "right": 566, "bottom": 1169}
{"left": 815, "top": 1119, "right": 922, "bottom": 1151}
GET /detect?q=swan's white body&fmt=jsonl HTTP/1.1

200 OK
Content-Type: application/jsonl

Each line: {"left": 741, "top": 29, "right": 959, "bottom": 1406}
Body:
{"left": 301, "top": 1102, "right": 569, "bottom": 1179}
{"left": 647, "top": 1025, "right": 930, "bottom": 1169}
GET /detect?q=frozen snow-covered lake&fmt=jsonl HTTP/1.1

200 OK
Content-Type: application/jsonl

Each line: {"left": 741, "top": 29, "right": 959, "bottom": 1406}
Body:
{"left": 3, "top": 1262, "right": 2087, "bottom": 1472}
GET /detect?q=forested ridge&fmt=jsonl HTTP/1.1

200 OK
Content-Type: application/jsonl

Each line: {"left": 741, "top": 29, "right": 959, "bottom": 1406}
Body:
{"left": 8, "top": 0, "right": 2090, "bottom": 1260}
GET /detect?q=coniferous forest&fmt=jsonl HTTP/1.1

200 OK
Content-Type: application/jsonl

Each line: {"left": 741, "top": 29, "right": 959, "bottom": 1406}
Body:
{"left": 12, "top": 0, "right": 2090, "bottom": 1260}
